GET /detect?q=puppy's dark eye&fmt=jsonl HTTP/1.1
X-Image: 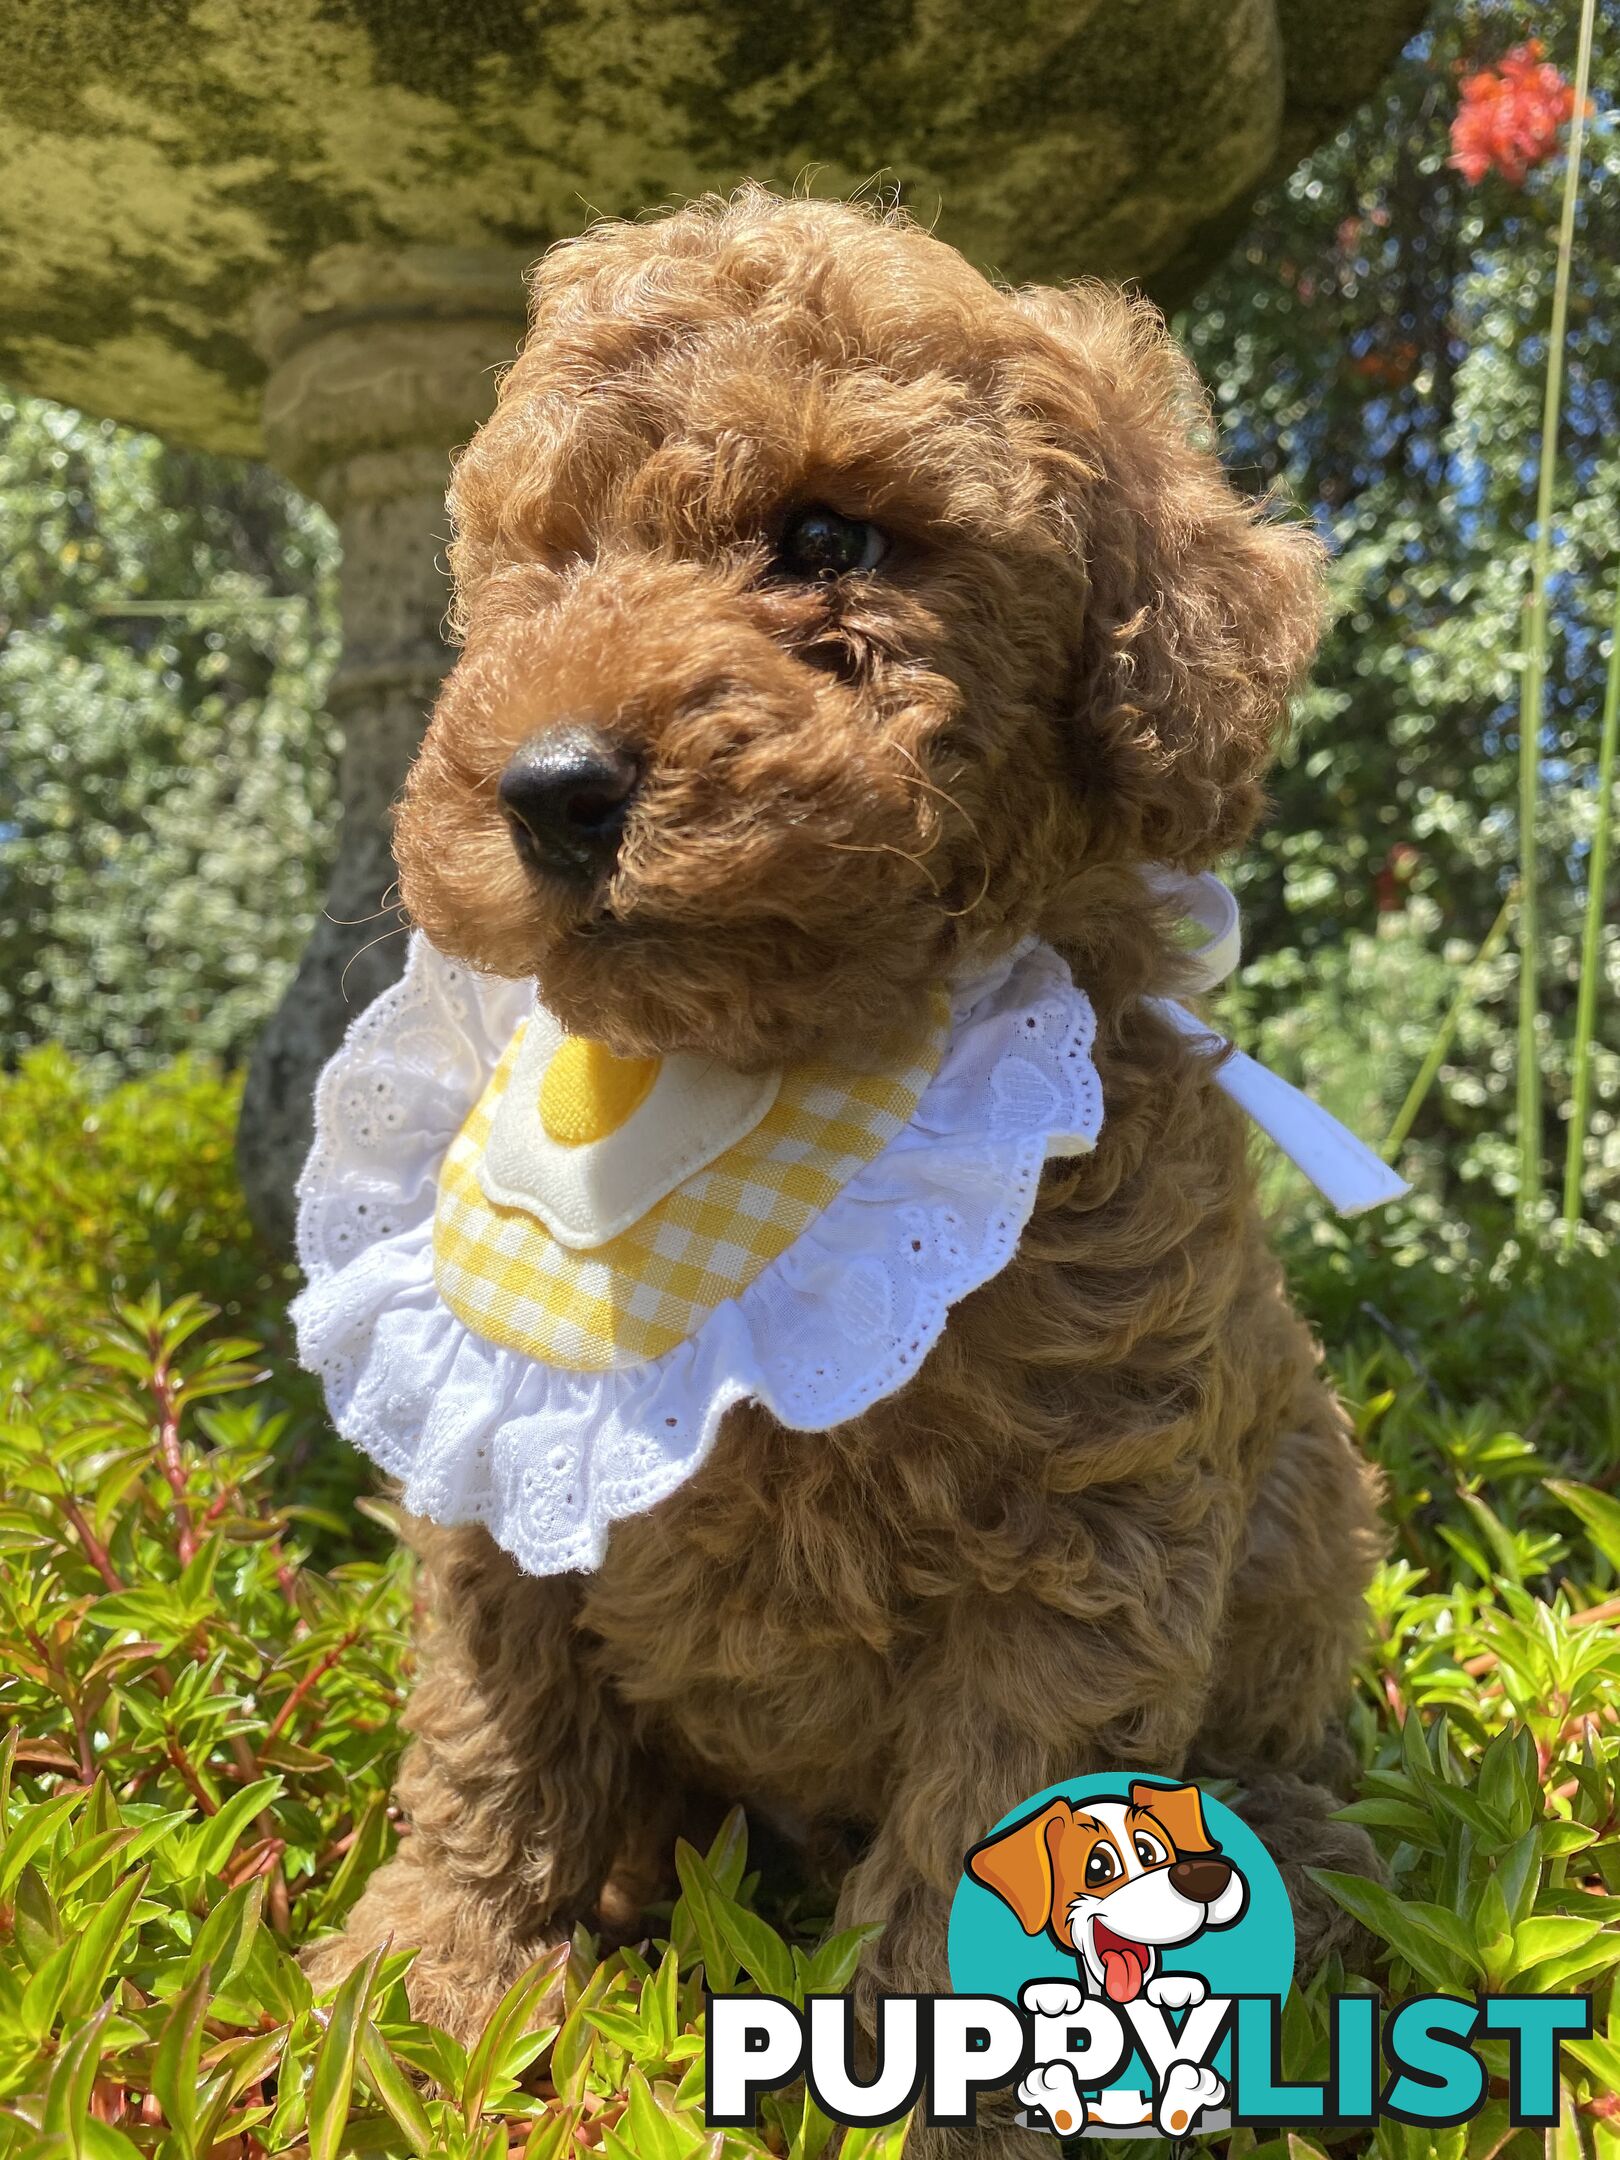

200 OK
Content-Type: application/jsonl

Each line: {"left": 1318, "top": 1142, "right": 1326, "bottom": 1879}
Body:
{"left": 776, "top": 504, "right": 888, "bottom": 580}
{"left": 1084, "top": 1846, "right": 1119, "bottom": 1888}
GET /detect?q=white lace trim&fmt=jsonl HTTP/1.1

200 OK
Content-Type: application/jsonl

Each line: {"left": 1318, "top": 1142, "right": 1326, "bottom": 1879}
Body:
{"left": 292, "top": 934, "right": 1102, "bottom": 1577}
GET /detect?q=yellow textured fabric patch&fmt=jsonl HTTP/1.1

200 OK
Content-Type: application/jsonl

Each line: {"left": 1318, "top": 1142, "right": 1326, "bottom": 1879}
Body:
{"left": 539, "top": 1039, "right": 660, "bottom": 1146}
{"left": 433, "top": 992, "right": 950, "bottom": 1371}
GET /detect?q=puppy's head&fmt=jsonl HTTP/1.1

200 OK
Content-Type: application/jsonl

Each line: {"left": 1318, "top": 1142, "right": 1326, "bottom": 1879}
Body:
{"left": 967, "top": 1783, "right": 1248, "bottom": 2004}
{"left": 398, "top": 188, "right": 1322, "bottom": 1063}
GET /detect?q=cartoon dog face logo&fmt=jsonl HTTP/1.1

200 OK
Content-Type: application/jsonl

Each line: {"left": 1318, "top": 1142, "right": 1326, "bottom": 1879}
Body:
{"left": 966, "top": 1781, "right": 1248, "bottom": 2004}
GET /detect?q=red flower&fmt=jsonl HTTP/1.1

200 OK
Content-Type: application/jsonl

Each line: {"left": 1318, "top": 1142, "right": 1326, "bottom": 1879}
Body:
{"left": 1449, "top": 40, "right": 1579, "bottom": 186}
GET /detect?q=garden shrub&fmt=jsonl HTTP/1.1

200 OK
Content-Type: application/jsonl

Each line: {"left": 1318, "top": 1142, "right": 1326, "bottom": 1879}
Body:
{"left": 0, "top": 393, "right": 338, "bottom": 1077}
{"left": 0, "top": 1050, "right": 355, "bottom": 1530}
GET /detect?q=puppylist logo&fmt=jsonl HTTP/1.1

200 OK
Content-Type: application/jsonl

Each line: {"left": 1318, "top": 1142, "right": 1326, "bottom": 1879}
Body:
{"left": 707, "top": 1775, "right": 1591, "bottom": 2137}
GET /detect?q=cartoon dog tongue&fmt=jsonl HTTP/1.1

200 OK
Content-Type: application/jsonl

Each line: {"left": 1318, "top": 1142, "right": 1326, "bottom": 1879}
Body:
{"left": 1094, "top": 1925, "right": 1150, "bottom": 2003}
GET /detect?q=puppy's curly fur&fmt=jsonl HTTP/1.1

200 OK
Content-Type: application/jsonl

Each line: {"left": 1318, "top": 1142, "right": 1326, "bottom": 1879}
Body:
{"left": 312, "top": 189, "right": 1384, "bottom": 2151}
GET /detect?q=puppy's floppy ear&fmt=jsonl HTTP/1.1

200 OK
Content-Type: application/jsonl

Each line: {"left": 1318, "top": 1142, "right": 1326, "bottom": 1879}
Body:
{"left": 965, "top": 1801, "right": 1068, "bottom": 1934}
{"left": 1010, "top": 284, "right": 1325, "bottom": 871}
{"left": 1130, "top": 1780, "right": 1218, "bottom": 1857}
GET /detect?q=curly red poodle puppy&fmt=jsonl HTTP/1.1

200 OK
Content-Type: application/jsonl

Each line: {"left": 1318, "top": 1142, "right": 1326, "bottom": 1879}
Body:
{"left": 306, "top": 188, "right": 1383, "bottom": 2151}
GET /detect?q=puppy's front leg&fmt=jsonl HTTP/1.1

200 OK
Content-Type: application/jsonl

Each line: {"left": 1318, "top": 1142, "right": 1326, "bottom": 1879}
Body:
{"left": 303, "top": 1522, "right": 667, "bottom": 2041}
{"left": 832, "top": 1584, "right": 1220, "bottom": 2159}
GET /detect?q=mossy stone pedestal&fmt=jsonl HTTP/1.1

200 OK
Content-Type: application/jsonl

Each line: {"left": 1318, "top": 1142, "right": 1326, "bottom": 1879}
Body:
{"left": 0, "top": 0, "right": 1428, "bottom": 1240}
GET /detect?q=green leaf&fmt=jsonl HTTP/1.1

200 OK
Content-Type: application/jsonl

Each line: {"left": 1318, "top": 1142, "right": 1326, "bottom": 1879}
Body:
{"left": 803, "top": 1924, "right": 881, "bottom": 1997}
{"left": 523, "top": 2102, "right": 584, "bottom": 2160}
{"left": 62, "top": 1865, "right": 150, "bottom": 2021}
{"left": 711, "top": 1885, "right": 798, "bottom": 2004}
{"left": 1307, "top": 1870, "right": 1481, "bottom": 1983}
{"left": 1493, "top": 1826, "right": 1541, "bottom": 1929}
{"left": 1476, "top": 1728, "right": 1535, "bottom": 1836}
{"left": 77, "top": 2127, "right": 148, "bottom": 2160}
{"left": 1424, "top": 1780, "right": 1512, "bottom": 1840}
{"left": 613, "top": 2069, "right": 698, "bottom": 2160}
{"left": 1332, "top": 1797, "right": 1439, "bottom": 1840}
{"left": 151, "top": 1966, "right": 211, "bottom": 2157}
{"left": 193, "top": 2029, "right": 287, "bottom": 2154}
{"left": 0, "top": 1789, "right": 87, "bottom": 1903}
{"left": 461, "top": 1941, "right": 569, "bottom": 2124}
{"left": 585, "top": 2003, "right": 660, "bottom": 2056}
{"left": 792, "top": 2083, "right": 840, "bottom": 2160}
{"left": 673, "top": 1839, "right": 797, "bottom": 2000}
{"left": 651, "top": 1943, "right": 681, "bottom": 2056}
{"left": 309, "top": 1788, "right": 392, "bottom": 1929}
{"left": 1474, "top": 1870, "right": 1513, "bottom": 1986}
{"left": 704, "top": 1807, "right": 749, "bottom": 1898}
{"left": 1546, "top": 1480, "right": 1620, "bottom": 1572}
{"left": 180, "top": 1775, "right": 284, "bottom": 1881}
{"left": 1512, "top": 1937, "right": 1620, "bottom": 1992}
{"left": 360, "top": 2019, "right": 438, "bottom": 2151}
{"left": 21, "top": 1938, "right": 78, "bottom": 2044}
{"left": 55, "top": 1813, "right": 189, "bottom": 1902}
{"left": 551, "top": 1959, "right": 613, "bottom": 2100}
{"left": 672, "top": 1840, "right": 740, "bottom": 1994}
{"left": 1508, "top": 1913, "right": 1604, "bottom": 1976}
{"left": 42, "top": 1998, "right": 114, "bottom": 2147}
{"left": 307, "top": 1942, "right": 385, "bottom": 2160}
{"left": 179, "top": 1877, "right": 265, "bottom": 1995}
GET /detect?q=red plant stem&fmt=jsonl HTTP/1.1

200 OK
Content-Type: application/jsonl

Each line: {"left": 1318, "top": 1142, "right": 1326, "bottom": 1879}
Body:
{"left": 316, "top": 1824, "right": 362, "bottom": 1869}
{"left": 166, "top": 1735, "right": 218, "bottom": 1814}
{"left": 266, "top": 1538, "right": 300, "bottom": 1606}
{"left": 223, "top": 1835, "right": 287, "bottom": 1888}
{"left": 56, "top": 1493, "right": 124, "bottom": 1594}
{"left": 262, "top": 1630, "right": 361, "bottom": 1752}
{"left": 266, "top": 1862, "right": 291, "bottom": 1935}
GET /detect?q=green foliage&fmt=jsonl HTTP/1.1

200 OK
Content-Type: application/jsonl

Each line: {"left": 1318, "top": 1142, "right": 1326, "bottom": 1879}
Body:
{"left": 0, "top": 392, "right": 339, "bottom": 1073}
{"left": 0, "top": 1051, "right": 280, "bottom": 1357}
{"left": 0, "top": 1048, "right": 360, "bottom": 1533}
{"left": 1204, "top": 1233, "right": 1620, "bottom": 2160}
{"left": 1184, "top": 0, "right": 1620, "bottom": 1236}
{"left": 0, "top": 1289, "right": 910, "bottom": 2155}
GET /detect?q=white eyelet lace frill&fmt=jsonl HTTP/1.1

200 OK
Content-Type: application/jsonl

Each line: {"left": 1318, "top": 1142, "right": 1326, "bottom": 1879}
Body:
{"left": 291, "top": 933, "right": 1104, "bottom": 1578}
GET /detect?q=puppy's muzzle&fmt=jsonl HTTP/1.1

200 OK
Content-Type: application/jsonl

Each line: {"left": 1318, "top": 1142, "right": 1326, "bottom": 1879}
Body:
{"left": 498, "top": 724, "right": 641, "bottom": 886}
{"left": 1168, "top": 1855, "right": 1233, "bottom": 1903}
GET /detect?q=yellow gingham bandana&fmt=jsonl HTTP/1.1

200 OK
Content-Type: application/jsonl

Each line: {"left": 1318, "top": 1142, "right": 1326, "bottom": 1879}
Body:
{"left": 294, "top": 885, "right": 1406, "bottom": 1579}
{"left": 433, "top": 993, "right": 950, "bottom": 1372}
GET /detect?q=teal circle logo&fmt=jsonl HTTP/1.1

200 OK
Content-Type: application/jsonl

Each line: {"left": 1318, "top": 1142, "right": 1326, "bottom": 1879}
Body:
{"left": 947, "top": 1776, "right": 1292, "bottom": 2136}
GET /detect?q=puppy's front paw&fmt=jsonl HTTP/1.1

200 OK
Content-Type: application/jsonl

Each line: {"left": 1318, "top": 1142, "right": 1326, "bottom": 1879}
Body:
{"left": 1157, "top": 2061, "right": 1224, "bottom": 2136}
{"left": 1017, "top": 2062, "right": 1089, "bottom": 2137}
{"left": 1019, "top": 1978, "right": 1086, "bottom": 2019}
{"left": 1145, "top": 1972, "right": 1207, "bottom": 2010}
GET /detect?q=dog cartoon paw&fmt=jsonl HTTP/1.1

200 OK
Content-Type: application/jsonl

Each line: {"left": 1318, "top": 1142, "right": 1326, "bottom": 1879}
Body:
{"left": 1018, "top": 2062, "right": 1090, "bottom": 2137}
{"left": 1145, "top": 1972, "right": 1208, "bottom": 2011}
{"left": 1157, "top": 2060, "right": 1225, "bottom": 2136}
{"left": 1019, "top": 1978, "right": 1087, "bottom": 2020}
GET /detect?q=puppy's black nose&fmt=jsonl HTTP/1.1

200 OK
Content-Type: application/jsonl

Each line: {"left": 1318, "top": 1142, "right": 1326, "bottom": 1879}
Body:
{"left": 1169, "top": 1855, "right": 1233, "bottom": 1904}
{"left": 497, "top": 726, "right": 640, "bottom": 884}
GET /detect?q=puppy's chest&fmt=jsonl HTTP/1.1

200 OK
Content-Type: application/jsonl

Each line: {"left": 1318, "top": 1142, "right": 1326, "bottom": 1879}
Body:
{"left": 580, "top": 1552, "right": 904, "bottom": 1818}
{"left": 575, "top": 1411, "right": 934, "bottom": 1809}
